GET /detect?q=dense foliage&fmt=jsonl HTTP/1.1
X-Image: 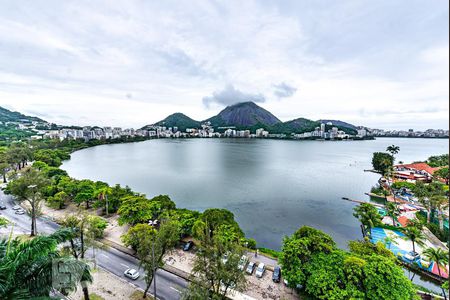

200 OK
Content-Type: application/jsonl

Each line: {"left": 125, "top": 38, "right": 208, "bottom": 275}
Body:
{"left": 427, "top": 154, "right": 449, "bottom": 167}
{"left": 372, "top": 152, "right": 394, "bottom": 175}
{"left": 280, "top": 227, "right": 417, "bottom": 300}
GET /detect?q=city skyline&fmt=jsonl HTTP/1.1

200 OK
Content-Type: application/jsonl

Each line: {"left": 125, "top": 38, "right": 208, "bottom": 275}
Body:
{"left": 0, "top": 1, "right": 448, "bottom": 130}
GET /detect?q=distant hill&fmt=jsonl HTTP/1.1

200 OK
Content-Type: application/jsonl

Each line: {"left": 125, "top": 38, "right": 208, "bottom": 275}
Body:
{"left": 143, "top": 102, "right": 359, "bottom": 134}
{"left": 0, "top": 106, "right": 45, "bottom": 123}
{"left": 318, "top": 119, "right": 357, "bottom": 130}
{"left": 144, "top": 113, "right": 201, "bottom": 132}
{"left": 204, "top": 101, "right": 281, "bottom": 129}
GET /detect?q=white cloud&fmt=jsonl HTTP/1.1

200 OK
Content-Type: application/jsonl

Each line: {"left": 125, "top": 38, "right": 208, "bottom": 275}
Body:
{"left": 0, "top": 0, "right": 448, "bottom": 130}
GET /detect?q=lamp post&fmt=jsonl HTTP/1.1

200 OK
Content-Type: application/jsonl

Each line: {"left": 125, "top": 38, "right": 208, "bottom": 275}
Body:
{"left": 148, "top": 219, "right": 158, "bottom": 299}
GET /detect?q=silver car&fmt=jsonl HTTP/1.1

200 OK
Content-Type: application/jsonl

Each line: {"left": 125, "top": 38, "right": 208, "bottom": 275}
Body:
{"left": 255, "top": 262, "right": 265, "bottom": 278}
{"left": 15, "top": 209, "right": 25, "bottom": 215}
{"left": 124, "top": 268, "right": 140, "bottom": 280}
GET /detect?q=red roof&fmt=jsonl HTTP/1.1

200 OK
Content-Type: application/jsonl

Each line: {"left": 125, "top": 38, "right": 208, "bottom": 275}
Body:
{"left": 397, "top": 216, "right": 409, "bottom": 227}
{"left": 395, "top": 162, "right": 441, "bottom": 175}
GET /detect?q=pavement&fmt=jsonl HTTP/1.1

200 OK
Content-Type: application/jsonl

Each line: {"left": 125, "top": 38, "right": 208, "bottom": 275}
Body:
{"left": 0, "top": 189, "right": 188, "bottom": 300}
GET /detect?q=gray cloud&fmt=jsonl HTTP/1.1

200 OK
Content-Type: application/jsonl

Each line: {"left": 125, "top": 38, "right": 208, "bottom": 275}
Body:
{"left": 273, "top": 82, "right": 297, "bottom": 98}
{"left": 202, "top": 85, "right": 266, "bottom": 108}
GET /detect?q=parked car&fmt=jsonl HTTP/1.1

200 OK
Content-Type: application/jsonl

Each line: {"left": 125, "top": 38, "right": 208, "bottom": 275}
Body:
{"left": 255, "top": 262, "right": 265, "bottom": 278}
{"left": 245, "top": 261, "right": 256, "bottom": 275}
{"left": 272, "top": 266, "right": 281, "bottom": 283}
{"left": 12, "top": 205, "right": 21, "bottom": 210}
{"left": 0, "top": 203, "right": 6, "bottom": 210}
{"left": 15, "top": 209, "right": 25, "bottom": 215}
{"left": 237, "top": 255, "right": 248, "bottom": 271}
{"left": 124, "top": 268, "right": 140, "bottom": 280}
{"left": 183, "top": 241, "right": 194, "bottom": 251}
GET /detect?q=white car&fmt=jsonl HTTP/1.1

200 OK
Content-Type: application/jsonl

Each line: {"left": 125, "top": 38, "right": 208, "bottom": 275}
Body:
{"left": 15, "top": 209, "right": 25, "bottom": 215}
{"left": 12, "top": 205, "right": 21, "bottom": 210}
{"left": 124, "top": 268, "right": 140, "bottom": 280}
{"left": 237, "top": 255, "right": 248, "bottom": 271}
{"left": 255, "top": 262, "right": 265, "bottom": 278}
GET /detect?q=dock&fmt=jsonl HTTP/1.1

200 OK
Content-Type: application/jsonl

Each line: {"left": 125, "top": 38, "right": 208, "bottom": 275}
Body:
{"left": 341, "top": 197, "right": 385, "bottom": 208}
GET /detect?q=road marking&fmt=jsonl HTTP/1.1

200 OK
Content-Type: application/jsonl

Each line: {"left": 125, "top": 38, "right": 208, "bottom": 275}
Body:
{"left": 120, "top": 263, "right": 129, "bottom": 269}
{"left": 100, "top": 253, "right": 110, "bottom": 259}
{"left": 170, "top": 286, "right": 181, "bottom": 293}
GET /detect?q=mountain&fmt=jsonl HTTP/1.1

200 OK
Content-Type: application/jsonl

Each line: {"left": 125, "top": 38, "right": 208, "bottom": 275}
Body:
{"left": 205, "top": 101, "right": 281, "bottom": 129}
{"left": 143, "top": 102, "right": 359, "bottom": 135}
{"left": 318, "top": 119, "right": 357, "bottom": 130}
{"left": 145, "top": 113, "right": 201, "bottom": 132}
{"left": 0, "top": 106, "right": 45, "bottom": 123}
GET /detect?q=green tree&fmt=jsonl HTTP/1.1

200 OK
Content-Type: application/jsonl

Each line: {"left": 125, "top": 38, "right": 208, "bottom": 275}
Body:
{"left": 0, "top": 147, "right": 10, "bottom": 183}
{"left": 372, "top": 152, "right": 394, "bottom": 175}
{"left": 0, "top": 229, "right": 92, "bottom": 299}
{"left": 200, "top": 208, "right": 244, "bottom": 238}
{"left": 5, "top": 167, "right": 50, "bottom": 236}
{"left": 136, "top": 220, "right": 181, "bottom": 298}
{"left": 422, "top": 247, "right": 449, "bottom": 299}
{"left": 117, "top": 195, "right": 154, "bottom": 225}
{"left": 122, "top": 223, "right": 155, "bottom": 251}
{"left": 0, "top": 217, "right": 8, "bottom": 228}
{"left": 353, "top": 203, "right": 381, "bottom": 237}
{"left": 74, "top": 180, "right": 96, "bottom": 209}
{"left": 185, "top": 220, "right": 247, "bottom": 300}
{"left": 161, "top": 208, "right": 201, "bottom": 237}
{"left": 385, "top": 202, "right": 400, "bottom": 227}
{"left": 401, "top": 226, "right": 425, "bottom": 254}
{"left": 47, "top": 190, "right": 69, "bottom": 209}
{"left": 279, "top": 226, "right": 336, "bottom": 288}
{"left": 434, "top": 167, "right": 449, "bottom": 184}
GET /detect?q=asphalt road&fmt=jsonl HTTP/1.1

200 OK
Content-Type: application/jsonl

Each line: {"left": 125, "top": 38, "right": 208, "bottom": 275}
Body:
{"left": 0, "top": 190, "right": 188, "bottom": 300}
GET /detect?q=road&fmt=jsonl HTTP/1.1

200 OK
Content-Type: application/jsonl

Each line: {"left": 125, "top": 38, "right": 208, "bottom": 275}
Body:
{"left": 0, "top": 190, "right": 188, "bottom": 300}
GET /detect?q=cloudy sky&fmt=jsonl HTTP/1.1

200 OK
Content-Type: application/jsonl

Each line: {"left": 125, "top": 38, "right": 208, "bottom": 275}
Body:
{"left": 0, "top": 0, "right": 448, "bottom": 129}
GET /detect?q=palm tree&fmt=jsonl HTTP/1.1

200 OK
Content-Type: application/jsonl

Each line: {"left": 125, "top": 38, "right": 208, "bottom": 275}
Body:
{"left": 0, "top": 229, "right": 92, "bottom": 299}
{"left": 401, "top": 226, "right": 426, "bottom": 254}
{"left": 382, "top": 233, "right": 398, "bottom": 250}
{"left": 422, "top": 247, "right": 449, "bottom": 300}
{"left": 386, "top": 145, "right": 400, "bottom": 157}
{"left": 353, "top": 203, "right": 381, "bottom": 237}
{"left": 385, "top": 202, "right": 400, "bottom": 227}
{"left": 431, "top": 194, "right": 449, "bottom": 231}
{"left": 414, "top": 181, "right": 432, "bottom": 223}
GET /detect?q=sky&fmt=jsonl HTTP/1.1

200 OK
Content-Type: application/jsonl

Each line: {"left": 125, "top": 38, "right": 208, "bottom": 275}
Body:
{"left": 0, "top": 0, "right": 448, "bottom": 130}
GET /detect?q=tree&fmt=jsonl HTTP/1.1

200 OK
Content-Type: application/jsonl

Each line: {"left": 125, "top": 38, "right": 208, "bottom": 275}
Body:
{"left": 386, "top": 145, "right": 400, "bottom": 157}
{"left": 73, "top": 179, "right": 96, "bottom": 209}
{"left": 385, "top": 202, "right": 400, "bottom": 227}
{"left": 136, "top": 220, "right": 181, "bottom": 298}
{"left": 117, "top": 195, "right": 154, "bottom": 225}
{"left": 94, "top": 186, "right": 113, "bottom": 216}
{"left": 47, "top": 191, "right": 69, "bottom": 209}
{"left": 6, "top": 142, "right": 32, "bottom": 170}
{"left": 434, "top": 167, "right": 449, "bottom": 184}
{"left": 431, "top": 194, "right": 449, "bottom": 230}
{"left": 0, "top": 217, "right": 8, "bottom": 228}
{"left": 372, "top": 152, "right": 394, "bottom": 175}
{"left": 414, "top": 181, "right": 432, "bottom": 223}
{"left": 61, "top": 213, "right": 108, "bottom": 260}
{"left": 161, "top": 208, "right": 201, "bottom": 237}
{"left": 353, "top": 203, "right": 381, "bottom": 237}
{"left": 401, "top": 226, "right": 425, "bottom": 254}
{"left": 0, "top": 147, "right": 10, "bottom": 183}
{"left": 5, "top": 167, "right": 50, "bottom": 236}
{"left": 200, "top": 208, "right": 244, "bottom": 238}
{"left": 422, "top": 247, "right": 449, "bottom": 300}
{"left": 279, "top": 226, "right": 336, "bottom": 288}
{"left": 122, "top": 223, "right": 155, "bottom": 251}
{"left": 185, "top": 220, "right": 247, "bottom": 300}
{"left": 0, "top": 229, "right": 92, "bottom": 299}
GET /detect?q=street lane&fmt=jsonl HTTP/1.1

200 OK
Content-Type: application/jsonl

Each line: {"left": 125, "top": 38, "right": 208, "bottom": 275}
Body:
{"left": 0, "top": 189, "right": 188, "bottom": 300}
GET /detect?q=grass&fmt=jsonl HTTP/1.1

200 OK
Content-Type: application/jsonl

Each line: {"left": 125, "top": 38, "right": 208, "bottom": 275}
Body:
{"left": 89, "top": 293, "right": 105, "bottom": 300}
{"left": 258, "top": 247, "right": 281, "bottom": 259}
{"left": 129, "top": 290, "right": 154, "bottom": 300}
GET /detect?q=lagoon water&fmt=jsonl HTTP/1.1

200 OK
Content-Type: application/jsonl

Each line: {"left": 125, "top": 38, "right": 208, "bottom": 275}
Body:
{"left": 62, "top": 137, "right": 448, "bottom": 250}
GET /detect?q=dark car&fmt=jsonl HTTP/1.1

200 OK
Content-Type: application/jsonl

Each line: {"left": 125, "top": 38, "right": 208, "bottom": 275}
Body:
{"left": 0, "top": 203, "right": 6, "bottom": 210}
{"left": 183, "top": 241, "right": 194, "bottom": 251}
{"left": 272, "top": 266, "right": 281, "bottom": 283}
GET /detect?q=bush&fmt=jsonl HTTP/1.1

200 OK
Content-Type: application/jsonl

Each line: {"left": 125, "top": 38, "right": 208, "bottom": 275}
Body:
{"left": 88, "top": 216, "right": 108, "bottom": 238}
{"left": 391, "top": 181, "right": 415, "bottom": 190}
{"left": 258, "top": 247, "right": 281, "bottom": 259}
{"left": 427, "top": 223, "right": 449, "bottom": 243}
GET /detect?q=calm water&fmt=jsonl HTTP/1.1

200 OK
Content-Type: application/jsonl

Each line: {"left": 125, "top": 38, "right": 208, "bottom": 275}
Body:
{"left": 62, "top": 137, "right": 448, "bottom": 250}
{"left": 61, "top": 137, "right": 449, "bottom": 293}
